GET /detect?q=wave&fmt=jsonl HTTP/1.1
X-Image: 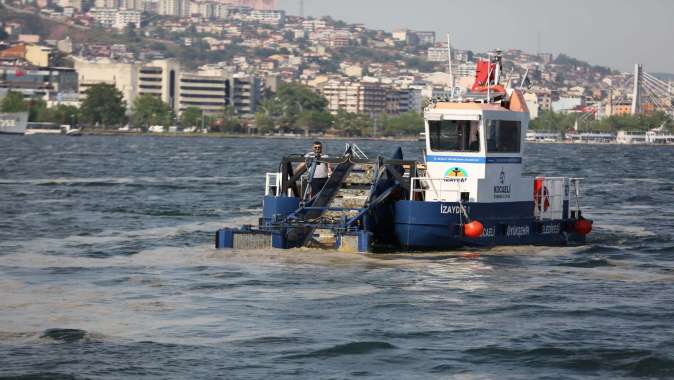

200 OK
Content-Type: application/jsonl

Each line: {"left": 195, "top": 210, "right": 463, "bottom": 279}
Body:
{"left": 40, "top": 328, "right": 92, "bottom": 343}
{"left": 0, "top": 373, "right": 82, "bottom": 380}
{"left": 555, "top": 256, "right": 613, "bottom": 268}
{"left": 284, "top": 341, "right": 396, "bottom": 359}
{"left": 462, "top": 344, "right": 674, "bottom": 377}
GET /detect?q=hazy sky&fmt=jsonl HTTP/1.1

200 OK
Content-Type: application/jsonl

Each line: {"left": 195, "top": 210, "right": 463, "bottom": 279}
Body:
{"left": 276, "top": 0, "right": 674, "bottom": 73}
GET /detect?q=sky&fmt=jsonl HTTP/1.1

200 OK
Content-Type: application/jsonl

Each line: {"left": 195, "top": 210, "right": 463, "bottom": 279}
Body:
{"left": 276, "top": 0, "right": 674, "bottom": 74}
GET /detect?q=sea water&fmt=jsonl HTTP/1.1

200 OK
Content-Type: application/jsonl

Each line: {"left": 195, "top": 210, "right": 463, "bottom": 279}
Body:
{"left": 1, "top": 135, "right": 673, "bottom": 379}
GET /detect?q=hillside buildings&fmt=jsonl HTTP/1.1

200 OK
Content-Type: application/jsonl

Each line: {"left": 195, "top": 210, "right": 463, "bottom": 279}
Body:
{"left": 74, "top": 58, "right": 264, "bottom": 117}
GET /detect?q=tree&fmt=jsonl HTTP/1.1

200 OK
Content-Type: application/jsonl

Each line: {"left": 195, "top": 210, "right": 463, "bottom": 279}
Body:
{"left": 382, "top": 111, "right": 424, "bottom": 137}
{"left": 216, "top": 106, "right": 242, "bottom": 133}
{"left": 27, "top": 99, "right": 49, "bottom": 122}
{"left": 276, "top": 82, "right": 328, "bottom": 114}
{"left": 260, "top": 82, "right": 330, "bottom": 132}
{"left": 255, "top": 111, "right": 275, "bottom": 134}
{"left": 131, "top": 94, "right": 172, "bottom": 129}
{"left": 49, "top": 105, "right": 80, "bottom": 126}
{"left": 80, "top": 84, "right": 127, "bottom": 128}
{"left": 0, "top": 91, "right": 27, "bottom": 113}
{"left": 530, "top": 110, "right": 575, "bottom": 132}
{"left": 296, "top": 110, "right": 334, "bottom": 135}
{"left": 333, "top": 110, "right": 372, "bottom": 137}
{"left": 180, "top": 107, "right": 203, "bottom": 128}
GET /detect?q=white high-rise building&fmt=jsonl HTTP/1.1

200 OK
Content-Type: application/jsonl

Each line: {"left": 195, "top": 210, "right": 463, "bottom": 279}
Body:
{"left": 89, "top": 8, "right": 117, "bottom": 27}
{"left": 94, "top": 0, "right": 119, "bottom": 8}
{"left": 114, "top": 10, "right": 141, "bottom": 29}
{"left": 248, "top": 10, "right": 285, "bottom": 25}
{"left": 158, "top": 0, "right": 189, "bottom": 17}
{"left": 119, "top": 0, "right": 145, "bottom": 10}
{"left": 427, "top": 47, "right": 449, "bottom": 63}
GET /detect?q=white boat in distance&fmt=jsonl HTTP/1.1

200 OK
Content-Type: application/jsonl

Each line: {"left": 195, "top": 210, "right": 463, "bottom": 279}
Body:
{"left": 0, "top": 112, "right": 28, "bottom": 135}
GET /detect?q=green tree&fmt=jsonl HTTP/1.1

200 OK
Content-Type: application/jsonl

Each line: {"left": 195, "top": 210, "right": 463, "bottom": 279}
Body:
{"left": 131, "top": 94, "right": 172, "bottom": 129}
{"left": 216, "top": 106, "right": 242, "bottom": 133}
{"left": 49, "top": 105, "right": 80, "bottom": 126}
{"left": 260, "top": 82, "right": 329, "bottom": 132}
{"left": 180, "top": 107, "right": 203, "bottom": 127}
{"left": 296, "top": 110, "right": 334, "bottom": 135}
{"left": 382, "top": 111, "right": 424, "bottom": 137}
{"left": 27, "top": 99, "right": 49, "bottom": 122}
{"left": 80, "top": 84, "right": 127, "bottom": 128}
{"left": 530, "top": 110, "right": 575, "bottom": 132}
{"left": 0, "top": 91, "right": 27, "bottom": 113}
{"left": 333, "top": 110, "right": 372, "bottom": 137}
{"left": 255, "top": 111, "right": 275, "bottom": 134}
{"left": 276, "top": 82, "right": 328, "bottom": 114}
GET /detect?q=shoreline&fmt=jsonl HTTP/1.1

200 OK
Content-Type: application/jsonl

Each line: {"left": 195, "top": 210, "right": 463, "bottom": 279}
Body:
{"left": 79, "top": 130, "right": 422, "bottom": 142}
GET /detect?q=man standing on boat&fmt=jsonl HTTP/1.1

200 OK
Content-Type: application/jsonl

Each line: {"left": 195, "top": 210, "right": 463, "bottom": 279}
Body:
{"left": 303, "top": 141, "right": 332, "bottom": 196}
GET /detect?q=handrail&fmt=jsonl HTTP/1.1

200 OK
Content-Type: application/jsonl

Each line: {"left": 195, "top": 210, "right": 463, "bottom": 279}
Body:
{"left": 265, "top": 172, "right": 281, "bottom": 196}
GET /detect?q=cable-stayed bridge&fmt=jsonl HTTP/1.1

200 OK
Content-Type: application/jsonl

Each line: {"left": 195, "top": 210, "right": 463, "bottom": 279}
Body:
{"left": 610, "top": 64, "right": 673, "bottom": 116}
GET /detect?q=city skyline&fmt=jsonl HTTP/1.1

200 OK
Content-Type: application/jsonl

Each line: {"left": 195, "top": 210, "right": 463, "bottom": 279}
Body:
{"left": 277, "top": 0, "right": 674, "bottom": 74}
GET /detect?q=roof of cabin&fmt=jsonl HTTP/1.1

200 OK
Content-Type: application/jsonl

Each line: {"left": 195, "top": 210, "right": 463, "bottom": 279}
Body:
{"left": 430, "top": 103, "right": 506, "bottom": 111}
{"left": 428, "top": 90, "right": 530, "bottom": 114}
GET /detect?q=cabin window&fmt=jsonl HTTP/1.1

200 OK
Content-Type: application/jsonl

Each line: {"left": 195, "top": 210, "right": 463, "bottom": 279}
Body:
{"left": 486, "top": 120, "right": 521, "bottom": 153}
{"left": 428, "top": 120, "right": 480, "bottom": 152}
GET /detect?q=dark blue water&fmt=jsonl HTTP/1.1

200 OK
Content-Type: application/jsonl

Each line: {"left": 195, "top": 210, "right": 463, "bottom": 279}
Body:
{"left": 1, "top": 135, "right": 674, "bottom": 379}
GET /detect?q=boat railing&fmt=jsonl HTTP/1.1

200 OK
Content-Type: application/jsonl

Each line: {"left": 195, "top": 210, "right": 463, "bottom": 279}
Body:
{"left": 534, "top": 177, "right": 574, "bottom": 220}
{"left": 410, "top": 177, "right": 466, "bottom": 202}
{"left": 265, "top": 172, "right": 282, "bottom": 196}
{"left": 569, "top": 177, "right": 585, "bottom": 218}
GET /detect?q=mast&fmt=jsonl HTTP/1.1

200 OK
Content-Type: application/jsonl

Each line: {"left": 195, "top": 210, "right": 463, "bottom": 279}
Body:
{"left": 631, "top": 63, "right": 642, "bottom": 115}
{"left": 447, "top": 34, "right": 454, "bottom": 90}
{"left": 487, "top": 52, "right": 492, "bottom": 102}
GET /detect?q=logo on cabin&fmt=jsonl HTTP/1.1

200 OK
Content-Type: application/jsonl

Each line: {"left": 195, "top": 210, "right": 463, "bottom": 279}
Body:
{"left": 493, "top": 167, "right": 512, "bottom": 199}
{"left": 445, "top": 167, "right": 467, "bottom": 177}
{"left": 444, "top": 167, "right": 468, "bottom": 183}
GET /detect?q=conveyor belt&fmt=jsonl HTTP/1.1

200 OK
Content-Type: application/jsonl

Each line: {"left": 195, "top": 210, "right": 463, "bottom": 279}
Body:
{"left": 285, "top": 153, "right": 355, "bottom": 247}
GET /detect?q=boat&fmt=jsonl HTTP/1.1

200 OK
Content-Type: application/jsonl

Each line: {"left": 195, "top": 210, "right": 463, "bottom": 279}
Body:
{"left": 25, "top": 122, "right": 62, "bottom": 135}
{"left": 61, "top": 125, "right": 82, "bottom": 136}
{"left": 215, "top": 52, "right": 593, "bottom": 253}
{"left": 0, "top": 112, "right": 28, "bottom": 135}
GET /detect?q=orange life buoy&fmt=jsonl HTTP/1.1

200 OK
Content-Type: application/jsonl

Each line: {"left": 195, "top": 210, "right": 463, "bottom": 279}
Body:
{"left": 534, "top": 178, "right": 550, "bottom": 212}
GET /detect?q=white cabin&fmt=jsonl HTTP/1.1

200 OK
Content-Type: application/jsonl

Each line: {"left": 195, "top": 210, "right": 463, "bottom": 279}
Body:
{"left": 419, "top": 91, "right": 533, "bottom": 204}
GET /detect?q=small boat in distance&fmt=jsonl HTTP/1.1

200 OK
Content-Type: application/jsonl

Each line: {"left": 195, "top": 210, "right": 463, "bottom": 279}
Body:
{"left": 0, "top": 112, "right": 28, "bottom": 135}
{"left": 215, "top": 52, "right": 593, "bottom": 253}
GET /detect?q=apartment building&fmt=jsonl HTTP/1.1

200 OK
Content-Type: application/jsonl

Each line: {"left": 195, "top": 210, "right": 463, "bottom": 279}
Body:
{"left": 137, "top": 59, "right": 180, "bottom": 108}
{"left": 75, "top": 58, "right": 140, "bottom": 105}
{"left": 73, "top": 57, "right": 265, "bottom": 117}
{"left": 249, "top": 10, "right": 285, "bottom": 26}
{"left": 89, "top": 8, "right": 117, "bottom": 27}
{"left": 177, "top": 69, "right": 230, "bottom": 116}
{"left": 0, "top": 66, "right": 78, "bottom": 100}
{"left": 158, "top": 0, "right": 189, "bottom": 17}
{"left": 427, "top": 47, "right": 448, "bottom": 63}
{"left": 94, "top": 0, "right": 118, "bottom": 8}
{"left": 114, "top": 10, "right": 142, "bottom": 29}
{"left": 323, "top": 80, "right": 387, "bottom": 116}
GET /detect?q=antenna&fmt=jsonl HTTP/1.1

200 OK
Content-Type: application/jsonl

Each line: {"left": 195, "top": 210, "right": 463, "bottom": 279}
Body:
{"left": 519, "top": 67, "right": 529, "bottom": 89}
{"left": 447, "top": 34, "right": 454, "bottom": 90}
{"left": 299, "top": 0, "right": 304, "bottom": 17}
{"left": 536, "top": 31, "right": 541, "bottom": 56}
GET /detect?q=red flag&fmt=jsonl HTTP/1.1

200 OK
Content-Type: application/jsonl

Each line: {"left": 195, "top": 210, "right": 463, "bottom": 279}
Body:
{"left": 472, "top": 60, "right": 495, "bottom": 90}
{"left": 15, "top": 69, "right": 25, "bottom": 77}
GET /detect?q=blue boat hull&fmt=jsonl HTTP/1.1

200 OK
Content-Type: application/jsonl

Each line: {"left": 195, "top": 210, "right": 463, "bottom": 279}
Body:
{"left": 216, "top": 196, "right": 587, "bottom": 253}
{"left": 393, "top": 200, "right": 581, "bottom": 250}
